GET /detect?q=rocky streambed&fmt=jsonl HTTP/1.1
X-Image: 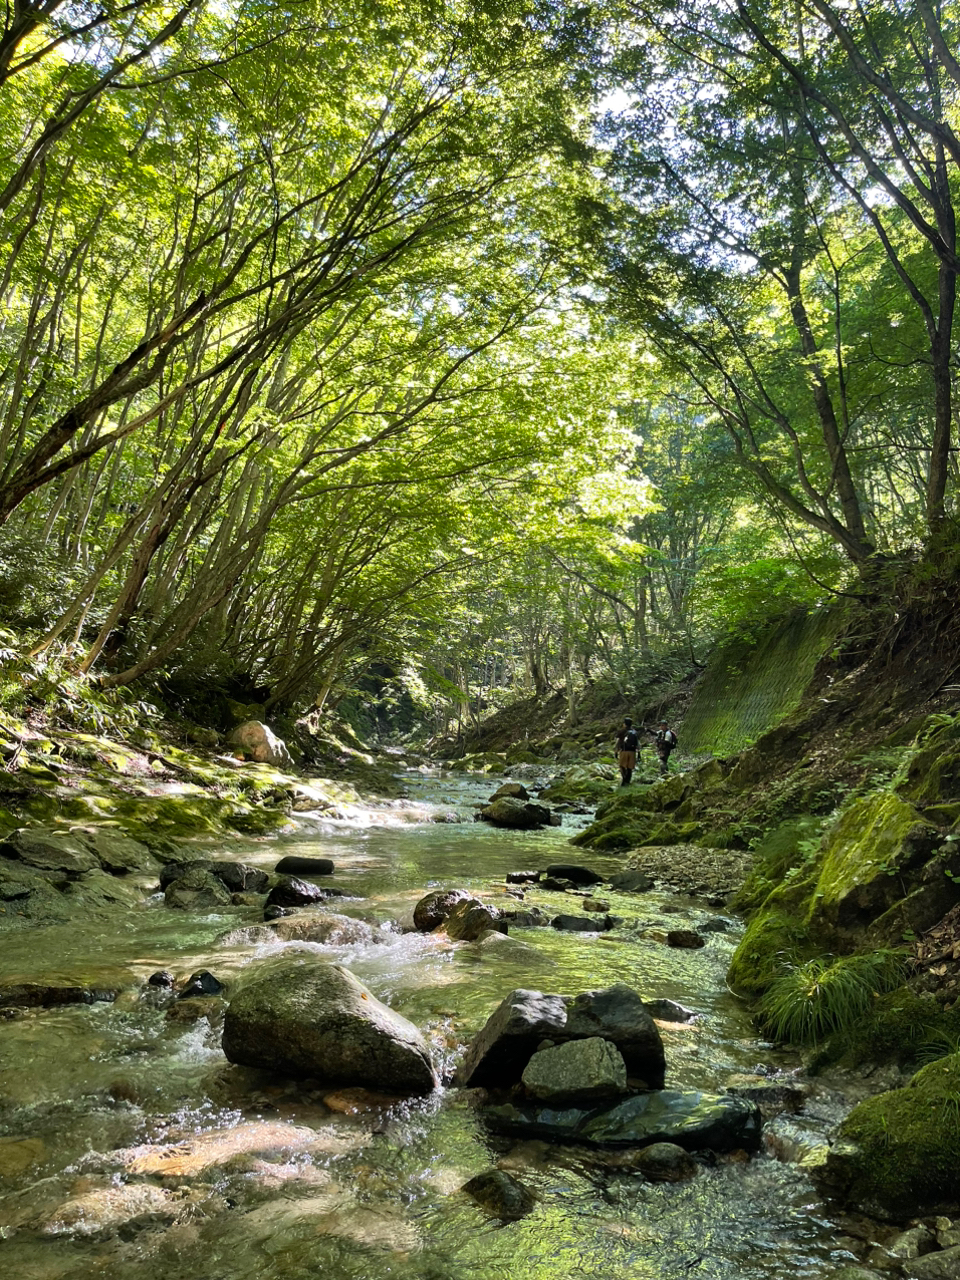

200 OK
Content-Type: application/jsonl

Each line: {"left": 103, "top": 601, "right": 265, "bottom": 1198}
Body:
{"left": 0, "top": 765, "right": 947, "bottom": 1279}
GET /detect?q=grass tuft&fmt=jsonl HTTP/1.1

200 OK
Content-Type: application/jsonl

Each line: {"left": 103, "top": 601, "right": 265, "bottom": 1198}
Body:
{"left": 758, "top": 949, "right": 906, "bottom": 1046}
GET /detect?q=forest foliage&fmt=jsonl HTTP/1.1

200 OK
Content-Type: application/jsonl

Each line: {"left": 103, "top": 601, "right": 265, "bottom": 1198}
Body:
{"left": 0, "top": 0, "right": 958, "bottom": 735}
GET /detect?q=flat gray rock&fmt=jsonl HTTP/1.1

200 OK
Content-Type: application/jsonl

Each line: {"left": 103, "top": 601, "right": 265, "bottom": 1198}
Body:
{"left": 522, "top": 1036, "right": 627, "bottom": 1103}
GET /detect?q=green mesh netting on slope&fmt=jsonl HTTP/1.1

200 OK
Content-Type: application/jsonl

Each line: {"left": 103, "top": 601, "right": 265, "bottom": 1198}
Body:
{"left": 683, "top": 607, "right": 844, "bottom": 757}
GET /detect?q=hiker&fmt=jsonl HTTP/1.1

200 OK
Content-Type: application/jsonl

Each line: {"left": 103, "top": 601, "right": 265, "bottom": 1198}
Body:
{"left": 615, "top": 717, "right": 640, "bottom": 786}
{"left": 651, "top": 720, "right": 678, "bottom": 775}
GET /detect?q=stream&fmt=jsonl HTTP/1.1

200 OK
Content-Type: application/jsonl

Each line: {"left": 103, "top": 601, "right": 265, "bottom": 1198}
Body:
{"left": 0, "top": 767, "right": 862, "bottom": 1279}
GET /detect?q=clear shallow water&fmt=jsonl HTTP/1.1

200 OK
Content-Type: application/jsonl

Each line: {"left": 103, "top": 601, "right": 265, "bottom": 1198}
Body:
{"left": 0, "top": 769, "right": 859, "bottom": 1278}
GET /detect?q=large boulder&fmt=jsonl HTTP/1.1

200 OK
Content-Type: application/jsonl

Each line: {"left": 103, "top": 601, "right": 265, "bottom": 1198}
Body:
{"left": 226, "top": 721, "right": 294, "bottom": 767}
{"left": 455, "top": 983, "right": 665, "bottom": 1090}
{"left": 413, "top": 888, "right": 473, "bottom": 932}
{"left": 461, "top": 1169, "right": 536, "bottom": 1220}
{"left": 522, "top": 1037, "right": 628, "bottom": 1104}
{"left": 210, "top": 861, "right": 269, "bottom": 894}
{"left": 221, "top": 959, "right": 437, "bottom": 1094}
{"left": 83, "top": 832, "right": 154, "bottom": 874}
{"left": 545, "top": 863, "right": 605, "bottom": 886}
{"left": 478, "top": 799, "right": 553, "bottom": 830}
{"left": 483, "top": 1090, "right": 761, "bottom": 1152}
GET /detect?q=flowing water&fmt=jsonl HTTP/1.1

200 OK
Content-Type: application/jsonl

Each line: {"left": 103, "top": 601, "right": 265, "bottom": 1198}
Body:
{"left": 0, "top": 769, "right": 860, "bottom": 1278}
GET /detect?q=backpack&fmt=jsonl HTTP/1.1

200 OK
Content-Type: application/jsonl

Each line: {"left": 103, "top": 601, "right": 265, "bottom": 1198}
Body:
{"left": 622, "top": 727, "right": 639, "bottom": 751}
{"left": 661, "top": 729, "right": 677, "bottom": 748}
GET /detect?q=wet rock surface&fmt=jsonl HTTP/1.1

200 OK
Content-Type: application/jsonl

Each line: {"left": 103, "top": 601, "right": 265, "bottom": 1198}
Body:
{"left": 544, "top": 863, "right": 604, "bottom": 886}
{"left": 551, "top": 912, "right": 615, "bottom": 932}
{"left": 455, "top": 984, "right": 665, "bottom": 1090}
{"left": 522, "top": 1036, "right": 628, "bottom": 1104}
{"left": 634, "top": 1141, "right": 700, "bottom": 1182}
{"left": 478, "top": 798, "right": 554, "bottom": 829}
{"left": 484, "top": 1089, "right": 762, "bottom": 1152}
{"left": 461, "top": 1168, "right": 536, "bottom": 1220}
{"left": 0, "top": 982, "right": 119, "bottom": 1008}
{"left": 274, "top": 855, "right": 335, "bottom": 877}
{"left": 266, "top": 874, "right": 331, "bottom": 908}
{"left": 413, "top": 887, "right": 473, "bottom": 932}
{"left": 221, "top": 959, "right": 438, "bottom": 1094}
{"left": 164, "top": 867, "right": 232, "bottom": 910}
{"left": 443, "top": 898, "right": 506, "bottom": 941}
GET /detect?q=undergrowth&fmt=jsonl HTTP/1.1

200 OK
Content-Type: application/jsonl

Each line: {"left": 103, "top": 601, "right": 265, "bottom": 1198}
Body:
{"left": 758, "top": 949, "right": 907, "bottom": 1046}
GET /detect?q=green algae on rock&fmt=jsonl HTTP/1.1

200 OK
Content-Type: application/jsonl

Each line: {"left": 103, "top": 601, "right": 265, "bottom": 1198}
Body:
{"left": 819, "top": 1053, "right": 960, "bottom": 1217}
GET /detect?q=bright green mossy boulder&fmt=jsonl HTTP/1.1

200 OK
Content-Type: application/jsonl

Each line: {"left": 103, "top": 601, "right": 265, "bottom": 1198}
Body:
{"left": 539, "top": 763, "right": 618, "bottom": 807}
{"left": 571, "top": 775, "right": 702, "bottom": 849}
{"left": 727, "top": 908, "right": 812, "bottom": 996}
{"left": 820, "top": 1053, "right": 960, "bottom": 1216}
{"left": 812, "top": 793, "right": 939, "bottom": 930}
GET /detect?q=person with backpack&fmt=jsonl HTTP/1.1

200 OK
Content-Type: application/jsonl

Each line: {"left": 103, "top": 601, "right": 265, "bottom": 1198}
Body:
{"left": 652, "top": 720, "right": 678, "bottom": 775}
{"left": 615, "top": 717, "right": 640, "bottom": 786}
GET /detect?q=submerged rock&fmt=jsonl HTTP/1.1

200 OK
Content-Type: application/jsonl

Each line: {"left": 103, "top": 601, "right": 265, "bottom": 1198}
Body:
{"left": 38, "top": 1183, "right": 185, "bottom": 1237}
{"left": 483, "top": 1089, "right": 761, "bottom": 1152}
{"left": 551, "top": 913, "right": 614, "bottom": 933}
{"left": 461, "top": 1168, "right": 536, "bottom": 1220}
{"left": 634, "top": 1142, "right": 699, "bottom": 1182}
{"left": 0, "top": 982, "right": 118, "bottom": 1008}
{"left": 221, "top": 959, "right": 437, "bottom": 1094}
{"left": 506, "top": 871, "right": 540, "bottom": 884}
{"left": 455, "top": 983, "right": 665, "bottom": 1090}
{"left": 667, "top": 929, "right": 706, "bottom": 949}
{"left": 643, "top": 998, "right": 699, "bottom": 1024}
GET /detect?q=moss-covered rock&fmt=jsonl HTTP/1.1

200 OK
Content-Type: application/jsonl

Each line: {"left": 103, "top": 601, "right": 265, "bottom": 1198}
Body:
{"left": 812, "top": 793, "right": 940, "bottom": 931}
{"left": 539, "top": 763, "right": 618, "bottom": 807}
{"left": 821, "top": 988, "right": 960, "bottom": 1070}
{"left": 727, "top": 908, "right": 812, "bottom": 997}
{"left": 729, "top": 817, "right": 823, "bottom": 913}
{"left": 820, "top": 1052, "right": 960, "bottom": 1217}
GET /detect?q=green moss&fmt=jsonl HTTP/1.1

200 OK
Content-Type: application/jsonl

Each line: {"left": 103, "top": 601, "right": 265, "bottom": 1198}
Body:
{"left": 812, "top": 793, "right": 936, "bottom": 925}
{"left": 826, "top": 989, "right": 960, "bottom": 1069}
{"left": 833, "top": 1051, "right": 960, "bottom": 1215}
{"left": 727, "top": 908, "right": 812, "bottom": 997}
{"left": 730, "top": 816, "right": 823, "bottom": 913}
